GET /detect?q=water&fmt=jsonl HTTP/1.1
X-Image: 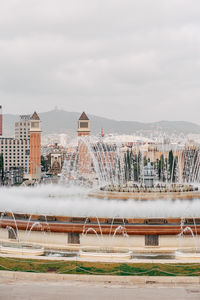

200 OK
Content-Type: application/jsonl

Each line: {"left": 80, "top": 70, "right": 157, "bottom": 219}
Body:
{"left": 44, "top": 250, "right": 78, "bottom": 257}
{"left": 1, "top": 184, "right": 200, "bottom": 258}
{"left": 1, "top": 184, "right": 200, "bottom": 218}
{"left": 60, "top": 135, "right": 200, "bottom": 187}
{"left": 0, "top": 131, "right": 200, "bottom": 259}
{"left": 131, "top": 253, "right": 175, "bottom": 260}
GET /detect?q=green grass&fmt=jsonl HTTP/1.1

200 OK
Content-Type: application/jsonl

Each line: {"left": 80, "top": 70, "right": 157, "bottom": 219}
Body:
{"left": 1, "top": 257, "right": 200, "bottom": 276}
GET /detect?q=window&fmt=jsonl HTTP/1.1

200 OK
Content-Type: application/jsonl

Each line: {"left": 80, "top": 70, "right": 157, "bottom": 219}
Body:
{"left": 145, "top": 235, "right": 159, "bottom": 246}
{"left": 68, "top": 233, "right": 80, "bottom": 244}
{"left": 31, "top": 122, "right": 39, "bottom": 129}
{"left": 80, "top": 122, "right": 88, "bottom": 128}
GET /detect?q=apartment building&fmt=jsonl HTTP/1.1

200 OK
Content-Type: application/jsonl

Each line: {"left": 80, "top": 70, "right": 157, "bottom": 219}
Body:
{"left": 0, "top": 111, "right": 41, "bottom": 180}
{"left": 0, "top": 138, "right": 30, "bottom": 175}
{"left": 15, "top": 115, "right": 31, "bottom": 140}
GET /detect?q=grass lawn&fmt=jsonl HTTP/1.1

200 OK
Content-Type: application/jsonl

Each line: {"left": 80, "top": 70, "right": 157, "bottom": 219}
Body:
{"left": 1, "top": 257, "right": 200, "bottom": 276}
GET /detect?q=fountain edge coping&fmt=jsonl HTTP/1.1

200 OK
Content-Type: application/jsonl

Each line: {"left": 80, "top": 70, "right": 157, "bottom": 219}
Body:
{"left": 89, "top": 190, "right": 200, "bottom": 200}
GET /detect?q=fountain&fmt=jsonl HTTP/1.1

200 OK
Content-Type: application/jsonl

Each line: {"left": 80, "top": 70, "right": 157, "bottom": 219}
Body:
{"left": 0, "top": 242, "right": 44, "bottom": 256}
{"left": 0, "top": 212, "right": 44, "bottom": 256}
{"left": 60, "top": 134, "right": 200, "bottom": 202}
{"left": 175, "top": 218, "right": 200, "bottom": 259}
{"left": 80, "top": 222, "right": 132, "bottom": 259}
{"left": 0, "top": 184, "right": 200, "bottom": 260}
{"left": 0, "top": 130, "right": 200, "bottom": 260}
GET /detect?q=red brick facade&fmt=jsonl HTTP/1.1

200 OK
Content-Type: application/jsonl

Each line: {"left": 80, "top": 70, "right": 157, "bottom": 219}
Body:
{"left": 30, "top": 112, "right": 41, "bottom": 179}
{"left": 30, "top": 132, "right": 41, "bottom": 178}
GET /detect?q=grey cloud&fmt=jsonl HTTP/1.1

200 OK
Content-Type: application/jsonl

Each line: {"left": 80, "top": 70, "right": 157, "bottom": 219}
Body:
{"left": 0, "top": 0, "right": 200, "bottom": 123}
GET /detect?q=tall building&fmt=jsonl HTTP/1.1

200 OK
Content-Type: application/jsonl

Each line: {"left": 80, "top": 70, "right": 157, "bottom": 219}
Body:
{"left": 0, "top": 138, "right": 30, "bottom": 174}
{"left": 78, "top": 112, "right": 90, "bottom": 137}
{"left": 0, "top": 110, "right": 41, "bottom": 182}
{"left": 30, "top": 112, "right": 41, "bottom": 180}
{"left": 0, "top": 105, "right": 2, "bottom": 136}
{"left": 77, "top": 112, "right": 90, "bottom": 176}
{"left": 15, "top": 115, "right": 31, "bottom": 140}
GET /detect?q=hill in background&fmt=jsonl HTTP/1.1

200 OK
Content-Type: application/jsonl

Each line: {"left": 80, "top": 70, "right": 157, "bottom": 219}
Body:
{"left": 2, "top": 109, "right": 200, "bottom": 137}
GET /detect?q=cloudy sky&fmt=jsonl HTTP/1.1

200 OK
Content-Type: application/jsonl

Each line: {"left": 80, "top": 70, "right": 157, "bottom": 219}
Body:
{"left": 0, "top": 0, "right": 200, "bottom": 123}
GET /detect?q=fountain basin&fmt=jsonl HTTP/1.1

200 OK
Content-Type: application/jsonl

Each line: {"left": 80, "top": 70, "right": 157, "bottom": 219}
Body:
{"left": 89, "top": 190, "right": 200, "bottom": 200}
{"left": 79, "top": 247, "right": 132, "bottom": 260}
{"left": 0, "top": 243, "right": 44, "bottom": 256}
{"left": 175, "top": 249, "right": 200, "bottom": 259}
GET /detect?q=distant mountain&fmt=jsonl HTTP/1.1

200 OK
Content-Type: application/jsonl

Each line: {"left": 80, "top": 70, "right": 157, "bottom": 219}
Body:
{"left": 2, "top": 109, "right": 200, "bottom": 137}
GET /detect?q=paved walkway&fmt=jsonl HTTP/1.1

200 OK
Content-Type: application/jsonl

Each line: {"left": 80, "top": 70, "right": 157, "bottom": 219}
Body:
{"left": 0, "top": 272, "right": 200, "bottom": 300}
{"left": 0, "top": 279, "right": 200, "bottom": 300}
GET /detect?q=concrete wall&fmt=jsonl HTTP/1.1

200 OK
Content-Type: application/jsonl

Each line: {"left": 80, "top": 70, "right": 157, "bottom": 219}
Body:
{"left": 81, "top": 234, "right": 144, "bottom": 248}
{"left": 159, "top": 235, "right": 200, "bottom": 248}
{"left": 0, "top": 228, "right": 68, "bottom": 246}
{"left": 1, "top": 227, "right": 200, "bottom": 250}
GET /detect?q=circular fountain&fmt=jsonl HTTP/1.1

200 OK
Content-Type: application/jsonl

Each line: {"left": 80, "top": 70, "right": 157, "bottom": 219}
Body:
{"left": 89, "top": 183, "right": 200, "bottom": 200}
{"left": 0, "top": 184, "right": 200, "bottom": 261}
{"left": 0, "top": 135, "right": 200, "bottom": 261}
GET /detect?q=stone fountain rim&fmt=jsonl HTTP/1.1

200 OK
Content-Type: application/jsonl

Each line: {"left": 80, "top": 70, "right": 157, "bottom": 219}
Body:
{"left": 89, "top": 190, "right": 200, "bottom": 200}
{"left": 80, "top": 246, "right": 131, "bottom": 254}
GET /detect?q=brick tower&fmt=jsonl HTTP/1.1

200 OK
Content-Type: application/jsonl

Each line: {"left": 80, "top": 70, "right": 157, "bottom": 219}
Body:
{"left": 30, "top": 112, "right": 41, "bottom": 180}
{"left": 78, "top": 112, "right": 90, "bottom": 176}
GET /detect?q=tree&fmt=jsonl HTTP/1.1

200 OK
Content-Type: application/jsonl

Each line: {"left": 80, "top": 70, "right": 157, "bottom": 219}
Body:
{"left": 124, "top": 149, "right": 135, "bottom": 182}
{"left": 133, "top": 154, "right": 138, "bottom": 181}
{"left": 159, "top": 154, "right": 165, "bottom": 182}
{"left": 0, "top": 153, "right": 4, "bottom": 183}
{"left": 41, "top": 155, "right": 50, "bottom": 172}
{"left": 143, "top": 156, "right": 148, "bottom": 166}
{"left": 133, "top": 151, "right": 141, "bottom": 182}
{"left": 168, "top": 150, "right": 177, "bottom": 182}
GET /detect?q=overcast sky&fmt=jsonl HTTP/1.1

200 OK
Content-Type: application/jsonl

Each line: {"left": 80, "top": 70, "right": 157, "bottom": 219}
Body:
{"left": 0, "top": 0, "right": 200, "bottom": 124}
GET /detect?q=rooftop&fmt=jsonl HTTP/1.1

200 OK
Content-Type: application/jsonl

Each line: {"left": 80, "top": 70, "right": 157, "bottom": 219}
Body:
{"left": 19, "top": 115, "right": 31, "bottom": 121}
{"left": 31, "top": 111, "right": 40, "bottom": 120}
{"left": 79, "top": 112, "right": 89, "bottom": 121}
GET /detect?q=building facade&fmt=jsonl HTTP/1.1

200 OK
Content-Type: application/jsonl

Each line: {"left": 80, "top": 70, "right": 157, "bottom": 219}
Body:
{"left": 0, "top": 111, "right": 41, "bottom": 183}
{"left": 0, "top": 138, "right": 30, "bottom": 175}
{"left": 30, "top": 112, "right": 41, "bottom": 180}
{"left": 15, "top": 115, "right": 31, "bottom": 140}
{"left": 50, "top": 153, "right": 62, "bottom": 175}
{"left": 0, "top": 105, "right": 2, "bottom": 136}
